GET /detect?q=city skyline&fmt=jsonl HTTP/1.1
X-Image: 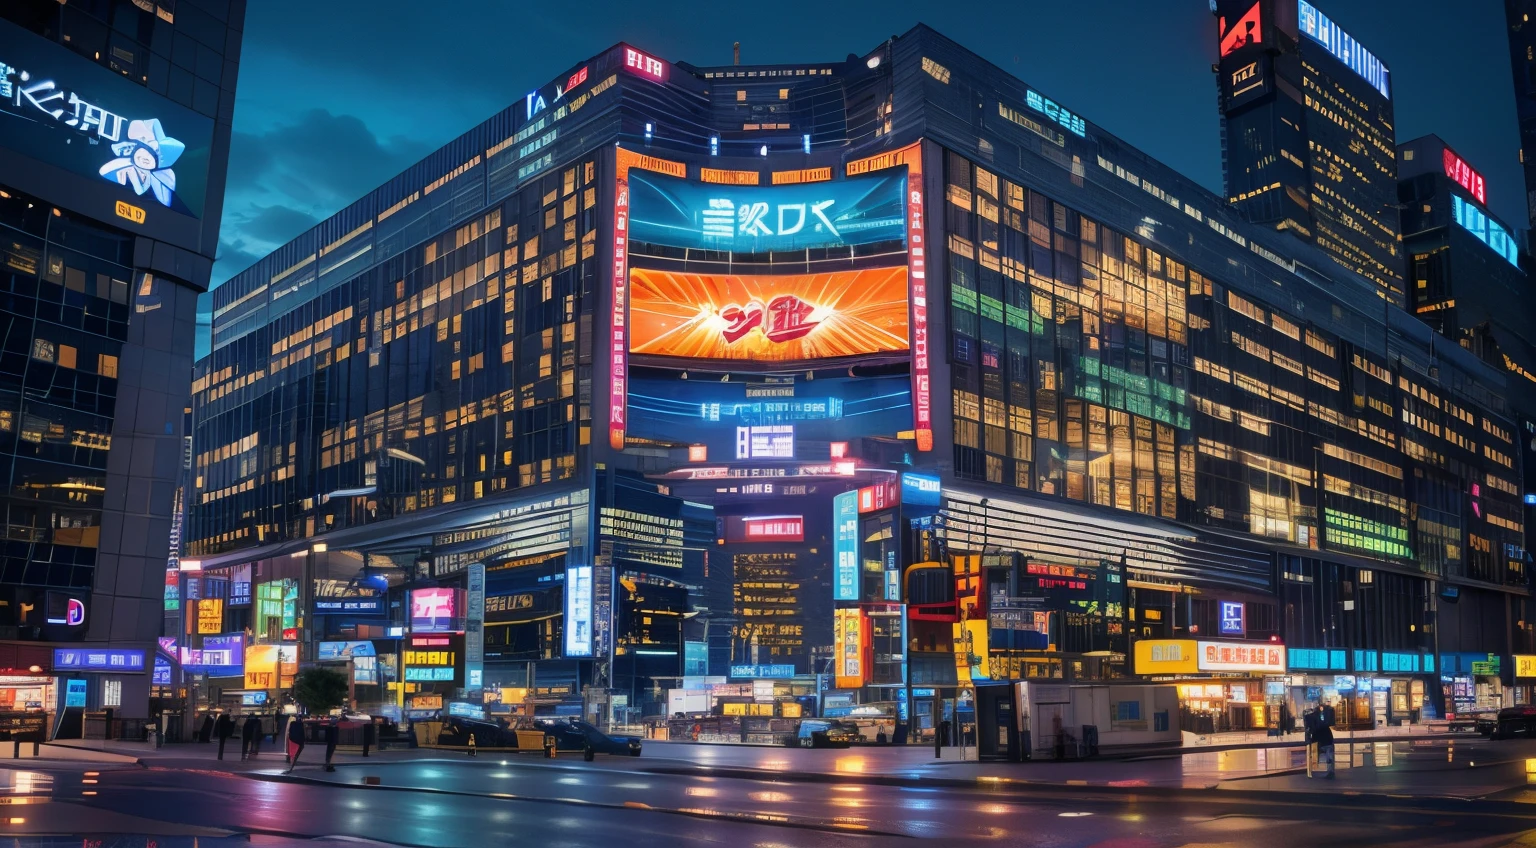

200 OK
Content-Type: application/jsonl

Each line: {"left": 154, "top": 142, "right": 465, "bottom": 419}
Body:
{"left": 212, "top": 0, "right": 1524, "bottom": 300}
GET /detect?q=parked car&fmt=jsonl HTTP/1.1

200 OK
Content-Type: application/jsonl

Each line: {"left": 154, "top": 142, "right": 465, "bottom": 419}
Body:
{"left": 531, "top": 717, "right": 642, "bottom": 756}
{"left": 438, "top": 716, "right": 519, "bottom": 748}
{"left": 1490, "top": 707, "right": 1536, "bottom": 740}
{"left": 790, "top": 719, "right": 857, "bottom": 748}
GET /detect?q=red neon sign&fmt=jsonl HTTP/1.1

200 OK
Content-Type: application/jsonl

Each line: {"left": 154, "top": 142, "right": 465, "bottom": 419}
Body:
{"left": 743, "top": 516, "right": 805, "bottom": 542}
{"left": 623, "top": 47, "right": 668, "bottom": 83}
{"left": 1218, "top": 2, "right": 1263, "bottom": 58}
{"left": 1443, "top": 148, "right": 1487, "bottom": 205}
{"left": 565, "top": 66, "right": 589, "bottom": 94}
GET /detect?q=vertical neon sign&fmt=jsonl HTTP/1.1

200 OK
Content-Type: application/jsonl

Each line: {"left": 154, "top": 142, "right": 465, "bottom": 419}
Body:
{"left": 611, "top": 151, "right": 633, "bottom": 451}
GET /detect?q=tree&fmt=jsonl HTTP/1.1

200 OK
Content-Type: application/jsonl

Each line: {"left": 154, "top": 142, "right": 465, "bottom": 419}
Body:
{"left": 291, "top": 666, "right": 348, "bottom": 715}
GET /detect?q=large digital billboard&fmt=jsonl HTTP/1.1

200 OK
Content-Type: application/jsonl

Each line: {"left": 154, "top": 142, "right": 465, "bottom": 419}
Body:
{"left": 626, "top": 169, "right": 907, "bottom": 253}
{"left": 628, "top": 267, "right": 910, "bottom": 362}
{"left": 0, "top": 18, "right": 214, "bottom": 219}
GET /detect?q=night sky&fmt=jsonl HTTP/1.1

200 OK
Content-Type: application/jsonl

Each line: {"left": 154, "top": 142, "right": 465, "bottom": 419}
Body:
{"left": 210, "top": 0, "right": 1522, "bottom": 292}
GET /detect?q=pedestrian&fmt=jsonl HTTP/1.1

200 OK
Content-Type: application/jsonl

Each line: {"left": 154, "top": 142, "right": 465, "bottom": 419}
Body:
{"left": 242, "top": 713, "right": 261, "bottom": 760}
{"left": 284, "top": 717, "right": 306, "bottom": 773}
{"left": 214, "top": 712, "right": 235, "bottom": 760}
{"left": 467, "top": 732, "right": 477, "bottom": 757}
{"left": 323, "top": 719, "right": 339, "bottom": 773}
{"left": 1311, "top": 701, "right": 1336, "bottom": 779}
{"left": 691, "top": 722, "right": 701, "bottom": 742}
{"left": 198, "top": 712, "right": 214, "bottom": 743}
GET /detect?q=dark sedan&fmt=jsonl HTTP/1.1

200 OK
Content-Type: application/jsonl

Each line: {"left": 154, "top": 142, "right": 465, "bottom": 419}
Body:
{"left": 532, "top": 718, "right": 642, "bottom": 756}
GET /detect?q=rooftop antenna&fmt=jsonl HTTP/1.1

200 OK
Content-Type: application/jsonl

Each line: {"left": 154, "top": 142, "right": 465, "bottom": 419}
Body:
{"left": 734, "top": 42, "right": 740, "bottom": 65}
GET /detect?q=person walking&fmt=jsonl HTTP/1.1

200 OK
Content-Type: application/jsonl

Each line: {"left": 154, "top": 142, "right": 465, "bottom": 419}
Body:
{"left": 1310, "top": 701, "right": 1336, "bottom": 779}
{"left": 214, "top": 713, "right": 235, "bottom": 760}
{"left": 241, "top": 713, "right": 262, "bottom": 760}
{"left": 197, "top": 712, "right": 214, "bottom": 744}
{"left": 284, "top": 717, "right": 306, "bottom": 773}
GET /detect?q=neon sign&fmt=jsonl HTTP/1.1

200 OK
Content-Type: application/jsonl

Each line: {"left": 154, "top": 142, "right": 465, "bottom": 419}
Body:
{"left": 1452, "top": 195, "right": 1520, "bottom": 269}
{"left": 735, "top": 425, "right": 794, "bottom": 459}
{"left": 1025, "top": 90, "right": 1086, "bottom": 138}
{"left": 741, "top": 516, "right": 805, "bottom": 542}
{"left": 624, "top": 46, "right": 667, "bottom": 83}
{"left": 1443, "top": 148, "right": 1486, "bottom": 205}
{"left": 1219, "top": 1, "right": 1262, "bottom": 57}
{"left": 1298, "top": 0, "right": 1389, "bottom": 99}
{"left": 525, "top": 65, "right": 590, "bottom": 120}
{"left": 833, "top": 491, "right": 859, "bottom": 601}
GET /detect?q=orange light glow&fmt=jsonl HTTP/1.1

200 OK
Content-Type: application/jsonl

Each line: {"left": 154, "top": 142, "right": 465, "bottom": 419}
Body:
{"left": 628, "top": 267, "right": 910, "bottom": 362}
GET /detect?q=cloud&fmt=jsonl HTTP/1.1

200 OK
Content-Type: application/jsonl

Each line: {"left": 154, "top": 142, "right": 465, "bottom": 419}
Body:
{"left": 213, "top": 110, "right": 434, "bottom": 287}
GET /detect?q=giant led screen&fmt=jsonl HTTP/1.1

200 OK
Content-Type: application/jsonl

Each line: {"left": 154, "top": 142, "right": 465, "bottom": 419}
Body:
{"left": 611, "top": 144, "right": 932, "bottom": 454}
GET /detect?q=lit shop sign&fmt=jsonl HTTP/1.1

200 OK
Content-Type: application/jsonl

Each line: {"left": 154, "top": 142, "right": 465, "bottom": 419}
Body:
{"left": 403, "top": 646, "right": 458, "bottom": 683}
{"left": 1515, "top": 655, "right": 1536, "bottom": 679}
{"left": 244, "top": 644, "right": 279, "bottom": 689}
{"left": 196, "top": 598, "right": 224, "bottom": 634}
{"left": 730, "top": 664, "right": 795, "bottom": 679}
{"left": 857, "top": 478, "right": 899, "bottom": 513}
{"left": 736, "top": 425, "right": 794, "bottom": 459}
{"left": 1443, "top": 148, "right": 1487, "bottom": 205}
{"left": 834, "top": 608, "right": 865, "bottom": 688}
{"left": 152, "top": 655, "right": 172, "bottom": 686}
{"left": 564, "top": 565, "right": 594, "bottom": 657}
{"left": 317, "top": 641, "right": 376, "bottom": 660}
{"left": 1219, "top": 601, "right": 1246, "bottom": 636}
{"left": 1298, "top": 0, "right": 1390, "bottom": 98}
{"left": 629, "top": 267, "right": 910, "bottom": 363}
{"left": 409, "top": 588, "right": 459, "bottom": 633}
{"left": 1452, "top": 195, "right": 1520, "bottom": 269}
{"left": 1218, "top": 1, "right": 1262, "bottom": 57}
{"left": 44, "top": 595, "right": 86, "bottom": 627}
{"left": 0, "top": 18, "right": 210, "bottom": 216}
{"left": 623, "top": 46, "right": 668, "bottom": 83}
{"left": 1025, "top": 90, "right": 1086, "bottom": 138}
{"left": 313, "top": 597, "right": 385, "bottom": 615}
{"left": 832, "top": 490, "right": 859, "bottom": 601}
{"left": 229, "top": 564, "right": 252, "bottom": 606}
{"left": 54, "top": 648, "right": 145, "bottom": 673}
{"left": 1196, "top": 640, "right": 1285, "bottom": 673}
{"left": 626, "top": 169, "right": 907, "bottom": 253}
{"left": 722, "top": 515, "right": 805, "bottom": 543}
{"left": 701, "top": 399, "right": 843, "bottom": 423}
{"left": 901, "top": 473, "right": 941, "bottom": 508}
{"left": 1133, "top": 639, "right": 1199, "bottom": 674}
{"left": 526, "top": 65, "right": 588, "bottom": 120}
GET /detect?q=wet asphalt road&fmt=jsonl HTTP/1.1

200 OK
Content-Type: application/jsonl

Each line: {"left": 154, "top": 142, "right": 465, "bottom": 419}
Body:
{"left": 1, "top": 756, "right": 1535, "bottom": 847}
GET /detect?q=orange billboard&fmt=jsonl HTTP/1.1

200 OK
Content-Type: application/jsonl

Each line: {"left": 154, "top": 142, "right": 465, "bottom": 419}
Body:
{"left": 628, "top": 266, "right": 910, "bottom": 362}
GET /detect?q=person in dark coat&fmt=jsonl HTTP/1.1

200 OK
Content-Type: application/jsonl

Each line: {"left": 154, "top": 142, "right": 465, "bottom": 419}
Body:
{"left": 241, "top": 714, "right": 262, "bottom": 760}
{"left": 284, "top": 717, "right": 306, "bottom": 773}
{"left": 214, "top": 713, "right": 235, "bottom": 760}
{"left": 198, "top": 712, "right": 214, "bottom": 743}
{"left": 323, "top": 719, "right": 339, "bottom": 772}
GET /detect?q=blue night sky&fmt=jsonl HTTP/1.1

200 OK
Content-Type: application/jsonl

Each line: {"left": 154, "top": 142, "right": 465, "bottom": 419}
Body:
{"left": 210, "top": 0, "right": 1521, "bottom": 290}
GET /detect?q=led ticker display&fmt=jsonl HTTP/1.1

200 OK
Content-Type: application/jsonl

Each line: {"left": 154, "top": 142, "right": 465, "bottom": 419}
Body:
{"left": 1298, "top": 0, "right": 1390, "bottom": 99}
{"left": 628, "top": 267, "right": 911, "bottom": 363}
{"left": 1443, "top": 148, "right": 1487, "bottom": 205}
{"left": 1218, "top": 1, "right": 1263, "bottom": 57}
{"left": 626, "top": 169, "right": 907, "bottom": 253}
{"left": 1451, "top": 196, "right": 1519, "bottom": 268}
{"left": 736, "top": 425, "right": 794, "bottom": 459}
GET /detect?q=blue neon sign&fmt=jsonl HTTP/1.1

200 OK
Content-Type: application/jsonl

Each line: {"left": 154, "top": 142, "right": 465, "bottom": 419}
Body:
{"left": 730, "top": 664, "right": 795, "bottom": 679}
{"left": 833, "top": 490, "right": 860, "bottom": 601}
{"left": 1452, "top": 195, "right": 1520, "bottom": 268}
{"left": 901, "top": 473, "right": 941, "bottom": 508}
{"left": 1025, "top": 90, "right": 1086, "bottom": 137}
{"left": 1298, "top": 1, "right": 1390, "bottom": 99}
{"left": 54, "top": 648, "right": 145, "bottom": 673}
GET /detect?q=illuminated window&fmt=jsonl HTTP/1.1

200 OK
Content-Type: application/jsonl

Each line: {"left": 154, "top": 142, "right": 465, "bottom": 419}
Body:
{"left": 778, "top": 88, "right": 788, "bottom": 100}
{"left": 30, "top": 339, "right": 54, "bottom": 363}
{"left": 737, "top": 90, "right": 746, "bottom": 102}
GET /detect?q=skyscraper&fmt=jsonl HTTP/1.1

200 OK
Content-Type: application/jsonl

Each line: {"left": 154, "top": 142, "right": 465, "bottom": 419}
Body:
{"left": 0, "top": 1, "right": 244, "bottom": 716}
{"left": 1505, "top": 0, "right": 1536, "bottom": 229}
{"left": 1216, "top": 0, "right": 1405, "bottom": 305}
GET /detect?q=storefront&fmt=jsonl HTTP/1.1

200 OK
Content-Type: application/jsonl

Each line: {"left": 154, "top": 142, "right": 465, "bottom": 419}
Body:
{"left": 1440, "top": 652, "right": 1506, "bottom": 719}
{"left": 1132, "top": 638, "right": 1287, "bottom": 733}
{"left": 1286, "top": 648, "right": 1433, "bottom": 727}
{"left": 1512, "top": 655, "right": 1536, "bottom": 706}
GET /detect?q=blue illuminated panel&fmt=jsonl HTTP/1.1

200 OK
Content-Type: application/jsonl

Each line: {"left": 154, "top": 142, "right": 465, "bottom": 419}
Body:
{"left": 1025, "top": 90, "right": 1086, "bottom": 137}
{"left": 1452, "top": 196, "right": 1520, "bottom": 268}
{"left": 1298, "top": 1, "right": 1390, "bottom": 99}
{"left": 833, "top": 490, "right": 859, "bottom": 601}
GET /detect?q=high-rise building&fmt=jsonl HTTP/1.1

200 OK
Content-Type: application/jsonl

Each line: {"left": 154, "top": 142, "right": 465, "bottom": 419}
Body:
{"left": 188, "top": 25, "right": 1526, "bottom": 734}
{"left": 0, "top": 0, "right": 244, "bottom": 716}
{"left": 1215, "top": 0, "right": 1405, "bottom": 306}
{"left": 1505, "top": 0, "right": 1536, "bottom": 229}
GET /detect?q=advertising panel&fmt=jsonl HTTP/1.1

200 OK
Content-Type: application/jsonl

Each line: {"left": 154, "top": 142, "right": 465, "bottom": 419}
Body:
{"left": 466, "top": 562, "right": 485, "bottom": 689}
{"left": 1133, "top": 639, "right": 1199, "bottom": 675}
{"left": 1515, "top": 655, "right": 1536, "bottom": 680}
{"left": 314, "top": 597, "right": 385, "bottom": 615}
{"left": 403, "top": 634, "right": 461, "bottom": 683}
{"left": 625, "top": 169, "right": 907, "bottom": 253}
{"left": 900, "top": 473, "right": 941, "bottom": 509}
{"left": 196, "top": 598, "right": 224, "bottom": 635}
{"left": 628, "top": 267, "right": 911, "bottom": 363}
{"left": 721, "top": 515, "right": 805, "bottom": 543}
{"left": 53, "top": 648, "right": 145, "bottom": 673}
{"left": 1219, "top": 601, "right": 1247, "bottom": 636}
{"left": 1443, "top": 147, "right": 1487, "bottom": 205}
{"left": 244, "top": 644, "right": 280, "bottom": 689}
{"left": 1196, "top": 640, "right": 1286, "bottom": 673}
{"left": 735, "top": 425, "right": 795, "bottom": 459}
{"left": 409, "top": 588, "right": 460, "bottom": 633}
{"left": 834, "top": 608, "right": 864, "bottom": 688}
{"left": 0, "top": 18, "right": 215, "bottom": 219}
{"left": 228, "top": 564, "right": 252, "bottom": 606}
{"left": 186, "top": 633, "right": 243, "bottom": 677}
{"left": 317, "top": 641, "right": 377, "bottom": 660}
{"left": 1297, "top": 0, "right": 1390, "bottom": 98}
{"left": 564, "top": 565, "right": 593, "bottom": 657}
{"left": 832, "top": 491, "right": 860, "bottom": 601}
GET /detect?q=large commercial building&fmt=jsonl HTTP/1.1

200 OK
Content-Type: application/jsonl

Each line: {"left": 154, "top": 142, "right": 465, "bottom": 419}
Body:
{"left": 0, "top": 0, "right": 244, "bottom": 719}
{"left": 1215, "top": 0, "right": 1405, "bottom": 306}
{"left": 188, "top": 23, "right": 1529, "bottom": 734}
{"left": 1506, "top": 0, "right": 1536, "bottom": 229}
